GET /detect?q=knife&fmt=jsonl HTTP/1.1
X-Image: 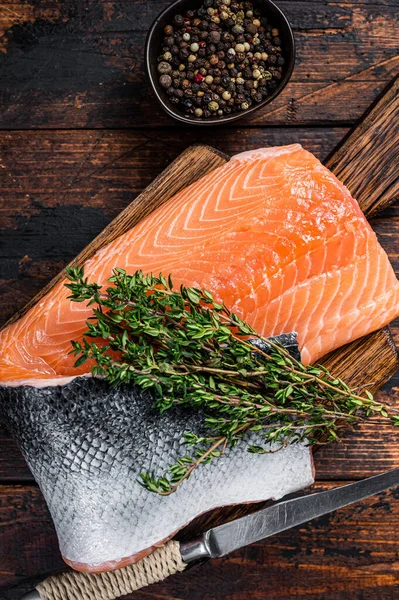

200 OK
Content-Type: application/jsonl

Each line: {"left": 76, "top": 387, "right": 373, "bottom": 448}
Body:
{"left": 21, "top": 467, "right": 399, "bottom": 600}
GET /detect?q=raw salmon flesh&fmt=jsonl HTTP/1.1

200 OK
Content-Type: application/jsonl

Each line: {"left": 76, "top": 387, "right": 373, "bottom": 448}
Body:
{"left": 1, "top": 144, "right": 398, "bottom": 385}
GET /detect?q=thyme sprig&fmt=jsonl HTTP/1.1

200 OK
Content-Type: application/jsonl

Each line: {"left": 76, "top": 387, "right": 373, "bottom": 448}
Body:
{"left": 65, "top": 267, "right": 399, "bottom": 495}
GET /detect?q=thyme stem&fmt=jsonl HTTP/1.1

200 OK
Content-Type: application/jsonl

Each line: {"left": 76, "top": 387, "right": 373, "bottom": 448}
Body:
{"left": 65, "top": 267, "right": 399, "bottom": 495}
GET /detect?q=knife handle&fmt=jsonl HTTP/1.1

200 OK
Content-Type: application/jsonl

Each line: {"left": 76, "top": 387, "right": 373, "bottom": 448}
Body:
{"left": 21, "top": 541, "right": 187, "bottom": 600}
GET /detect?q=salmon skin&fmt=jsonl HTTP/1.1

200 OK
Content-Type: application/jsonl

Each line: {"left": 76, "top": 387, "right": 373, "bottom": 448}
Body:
{"left": 0, "top": 144, "right": 398, "bottom": 385}
{"left": 0, "top": 336, "right": 314, "bottom": 573}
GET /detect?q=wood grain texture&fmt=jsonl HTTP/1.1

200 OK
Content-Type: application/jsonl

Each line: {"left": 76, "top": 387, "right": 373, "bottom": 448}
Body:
{"left": 3, "top": 482, "right": 399, "bottom": 600}
{"left": 0, "top": 0, "right": 398, "bottom": 128}
{"left": 326, "top": 76, "right": 399, "bottom": 219}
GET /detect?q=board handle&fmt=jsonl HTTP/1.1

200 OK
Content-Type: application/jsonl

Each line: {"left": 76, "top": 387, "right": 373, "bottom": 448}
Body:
{"left": 21, "top": 541, "right": 186, "bottom": 600}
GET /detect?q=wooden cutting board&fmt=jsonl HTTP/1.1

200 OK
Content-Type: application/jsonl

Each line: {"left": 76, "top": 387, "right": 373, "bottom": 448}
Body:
{"left": 4, "top": 77, "right": 399, "bottom": 395}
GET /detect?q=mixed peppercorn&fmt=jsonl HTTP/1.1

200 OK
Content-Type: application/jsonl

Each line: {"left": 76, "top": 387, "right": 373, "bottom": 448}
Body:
{"left": 157, "top": 0, "right": 286, "bottom": 119}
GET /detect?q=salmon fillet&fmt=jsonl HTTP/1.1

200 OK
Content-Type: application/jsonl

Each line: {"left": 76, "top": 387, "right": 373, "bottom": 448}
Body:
{"left": 1, "top": 144, "right": 398, "bottom": 385}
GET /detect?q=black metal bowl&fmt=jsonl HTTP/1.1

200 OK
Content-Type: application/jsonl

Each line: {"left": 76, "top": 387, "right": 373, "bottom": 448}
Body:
{"left": 145, "top": 0, "right": 295, "bottom": 126}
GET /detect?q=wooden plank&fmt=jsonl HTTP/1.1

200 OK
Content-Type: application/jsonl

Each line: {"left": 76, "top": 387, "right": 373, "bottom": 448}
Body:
{"left": 326, "top": 76, "right": 399, "bottom": 219}
{"left": 0, "top": 1, "right": 398, "bottom": 128}
{"left": 4, "top": 482, "right": 399, "bottom": 600}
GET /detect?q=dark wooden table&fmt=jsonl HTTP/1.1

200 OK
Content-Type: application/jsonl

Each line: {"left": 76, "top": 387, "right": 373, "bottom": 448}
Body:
{"left": 1, "top": 1, "right": 399, "bottom": 599}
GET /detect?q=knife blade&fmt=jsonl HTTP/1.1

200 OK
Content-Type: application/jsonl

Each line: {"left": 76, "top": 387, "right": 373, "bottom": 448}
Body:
{"left": 180, "top": 467, "right": 399, "bottom": 562}
{"left": 21, "top": 467, "right": 399, "bottom": 600}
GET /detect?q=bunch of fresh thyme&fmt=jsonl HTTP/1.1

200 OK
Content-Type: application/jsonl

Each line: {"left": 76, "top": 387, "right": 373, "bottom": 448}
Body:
{"left": 66, "top": 266, "right": 399, "bottom": 495}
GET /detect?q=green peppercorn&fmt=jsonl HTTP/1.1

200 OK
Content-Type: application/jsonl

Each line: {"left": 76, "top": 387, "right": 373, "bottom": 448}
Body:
{"left": 194, "top": 107, "right": 203, "bottom": 117}
{"left": 241, "top": 101, "right": 249, "bottom": 109}
{"left": 208, "top": 100, "right": 219, "bottom": 111}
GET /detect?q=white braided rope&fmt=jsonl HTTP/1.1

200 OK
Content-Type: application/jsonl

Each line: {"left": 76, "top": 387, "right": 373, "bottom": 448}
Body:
{"left": 36, "top": 541, "right": 186, "bottom": 600}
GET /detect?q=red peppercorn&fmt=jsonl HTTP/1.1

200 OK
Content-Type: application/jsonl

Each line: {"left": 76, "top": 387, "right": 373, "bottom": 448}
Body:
{"left": 194, "top": 73, "right": 204, "bottom": 83}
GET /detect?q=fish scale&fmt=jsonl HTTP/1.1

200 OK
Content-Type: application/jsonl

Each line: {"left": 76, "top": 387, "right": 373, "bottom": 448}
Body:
{"left": 0, "top": 337, "right": 314, "bottom": 573}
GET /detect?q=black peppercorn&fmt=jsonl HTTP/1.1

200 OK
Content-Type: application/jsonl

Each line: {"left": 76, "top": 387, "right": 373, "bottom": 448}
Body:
{"left": 159, "top": 74, "right": 172, "bottom": 88}
{"left": 166, "top": 86, "right": 175, "bottom": 95}
{"left": 209, "top": 30, "right": 221, "bottom": 43}
{"left": 158, "top": 61, "right": 172, "bottom": 75}
{"left": 246, "top": 23, "right": 258, "bottom": 35}
{"left": 181, "top": 98, "right": 193, "bottom": 110}
{"left": 186, "top": 9, "right": 195, "bottom": 18}
{"left": 277, "top": 56, "right": 285, "bottom": 66}
{"left": 174, "top": 14, "right": 184, "bottom": 26}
